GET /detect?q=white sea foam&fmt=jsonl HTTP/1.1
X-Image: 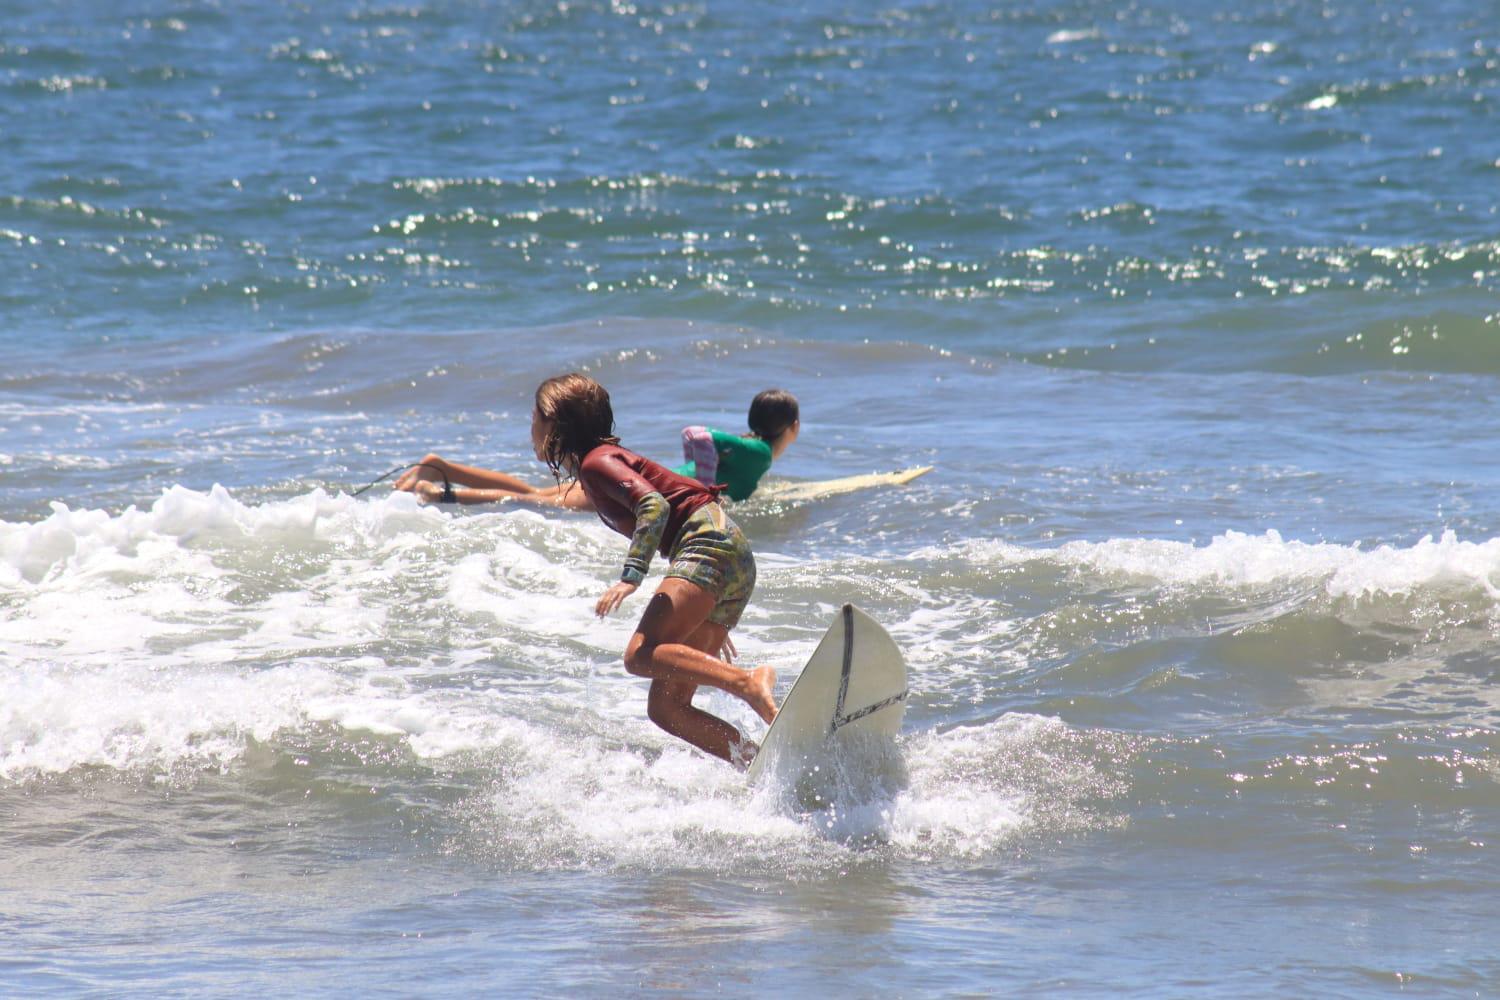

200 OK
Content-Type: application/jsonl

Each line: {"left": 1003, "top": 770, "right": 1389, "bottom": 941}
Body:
{"left": 0, "top": 487, "right": 586, "bottom": 776}
{"left": 0, "top": 660, "right": 338, "bottom": 778}
{"left": 0, "top": 484, "right": 437, "bottom": 586}
{"left": 1, "top": 485, "right": 1132, "bottom": 863}
{"left": 923, "top": 529, "right": 1500, "bottom": 600}
{"left": 885, "top": 714, "right": 1071, "bottom": 854}
{"left": 0, "top": 486, "right": 783, "bottom": 779}
{"left": 464, "top": 709, "right": 1103, "bottom": 868}
{"left": 1047, "top": 28, "right": 1101, "bottom": 45}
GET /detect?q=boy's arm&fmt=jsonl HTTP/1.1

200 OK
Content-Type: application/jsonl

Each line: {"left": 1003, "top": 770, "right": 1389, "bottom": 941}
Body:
{"left": 680, "top": 426, "right": 719, "bottom": 486}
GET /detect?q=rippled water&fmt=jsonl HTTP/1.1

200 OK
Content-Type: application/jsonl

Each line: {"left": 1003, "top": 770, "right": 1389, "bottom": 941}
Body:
{"left": 4, "top": 1, "right": 1499, "bottom": 996}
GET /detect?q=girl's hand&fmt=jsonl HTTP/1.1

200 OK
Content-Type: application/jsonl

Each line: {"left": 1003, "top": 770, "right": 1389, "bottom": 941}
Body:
{"left": 718, "top": 635, "right": 737, "bottom": 662}
{"left": 595, "top": 581, "right": 638, "bottom": 617}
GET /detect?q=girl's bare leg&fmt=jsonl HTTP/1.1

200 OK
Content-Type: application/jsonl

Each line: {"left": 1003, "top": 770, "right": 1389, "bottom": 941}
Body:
{"left": 645, "top": 620, "right": 764, "bottom": 766}
{"left": 624, "top": 578, "right": 776, "bottom": 762}
{"left": 646, "top": 677, "right": 745, "bottom": 764}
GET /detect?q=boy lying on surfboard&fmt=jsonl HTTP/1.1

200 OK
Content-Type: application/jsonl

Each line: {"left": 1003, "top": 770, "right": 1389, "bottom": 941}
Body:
{"left": 392, "top": 389, "right": 800, "bottom": 509}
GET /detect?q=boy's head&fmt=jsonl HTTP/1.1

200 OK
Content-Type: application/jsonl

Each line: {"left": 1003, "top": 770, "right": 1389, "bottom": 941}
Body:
{"left": 748, "top": 388, "right": 799, "bottom": 444}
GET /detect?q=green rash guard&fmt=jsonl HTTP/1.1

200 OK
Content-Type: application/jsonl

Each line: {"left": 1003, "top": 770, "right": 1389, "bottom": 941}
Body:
{"left": 673, "top": 429, "right": 773, "bottom": 502}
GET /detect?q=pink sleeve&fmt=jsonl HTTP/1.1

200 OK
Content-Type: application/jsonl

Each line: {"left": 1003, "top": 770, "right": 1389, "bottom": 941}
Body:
{"left": 681, "top": 425, "right": 718, "bottom": 487}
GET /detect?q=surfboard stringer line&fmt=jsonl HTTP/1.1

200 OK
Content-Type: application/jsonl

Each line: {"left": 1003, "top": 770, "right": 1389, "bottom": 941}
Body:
{"left": 828, "top": 603, "right": 910, "bottom": 737}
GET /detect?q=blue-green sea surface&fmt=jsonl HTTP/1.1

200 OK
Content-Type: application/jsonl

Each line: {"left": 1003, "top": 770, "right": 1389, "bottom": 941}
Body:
{"left": 3, "top": 1, "right": 1498, "bottom": 995}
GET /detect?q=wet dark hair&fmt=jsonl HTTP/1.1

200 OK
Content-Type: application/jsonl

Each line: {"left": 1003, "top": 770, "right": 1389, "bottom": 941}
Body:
{"left": 747, "top": 388, "right": 799, "bottom": 443}
{"left": 535, "top": 372, "right": 620, "bottom": 476}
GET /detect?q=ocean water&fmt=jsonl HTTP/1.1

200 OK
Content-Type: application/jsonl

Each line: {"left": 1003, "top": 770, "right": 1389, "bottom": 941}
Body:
{"left": 3, "top": 0, "right": 1499, "bottom": 995}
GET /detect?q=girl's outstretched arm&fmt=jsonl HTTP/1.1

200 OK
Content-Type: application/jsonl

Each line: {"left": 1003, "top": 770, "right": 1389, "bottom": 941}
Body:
{"left": 393, "top": 453, "right": 540, "bottom": 493}
{"left": 397, "top": 453, "right": 592, "bottom": 509}
{"left": 410, "top": 477, "right": 591, "bottom": 509}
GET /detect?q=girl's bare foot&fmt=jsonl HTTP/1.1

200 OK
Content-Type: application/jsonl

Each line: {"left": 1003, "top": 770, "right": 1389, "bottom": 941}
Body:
{"left": 728, "top": 737, "right": 759, "bottom": 771}
{"left": 743, "top": 665, "right": 778, "bottom": 725}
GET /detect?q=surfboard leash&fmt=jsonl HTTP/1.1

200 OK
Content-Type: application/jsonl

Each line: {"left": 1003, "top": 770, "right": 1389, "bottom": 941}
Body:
{"left": 350, "top": 462, "right": 458, "bottom": 503}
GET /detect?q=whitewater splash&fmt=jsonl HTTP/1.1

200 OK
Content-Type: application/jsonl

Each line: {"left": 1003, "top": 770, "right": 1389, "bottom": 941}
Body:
{"left": 6, "top": 489, "right": 1500, "bottom": 777}
{"left": 922, "top": 528, "right": 1500, "bottom": 601}
{"left": 0, "top": 486, "right": 616, "bottom": 778}
{"left": 0, "top": 487, "right": 1145, "bottom": 864}
{"left": 458, "top": 712, "right": 1104, "bottom": 871}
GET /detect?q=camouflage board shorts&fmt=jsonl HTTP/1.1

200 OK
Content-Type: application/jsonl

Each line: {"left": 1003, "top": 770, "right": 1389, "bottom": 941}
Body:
{"left": 664, "top": 503, "right": 756, "bottom": 629}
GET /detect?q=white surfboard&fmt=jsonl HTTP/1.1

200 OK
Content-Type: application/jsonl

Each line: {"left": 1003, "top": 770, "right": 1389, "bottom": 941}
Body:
{"left": 755, "top": 465, "right": 932, "bottom": 503}
{"left": 747, "top": 604, "right": 909, "bottom": 786}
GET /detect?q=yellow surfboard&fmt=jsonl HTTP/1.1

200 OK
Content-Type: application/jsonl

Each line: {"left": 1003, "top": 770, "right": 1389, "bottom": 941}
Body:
{"left": 755, "top": 465, "right": 932, "bottom": 503}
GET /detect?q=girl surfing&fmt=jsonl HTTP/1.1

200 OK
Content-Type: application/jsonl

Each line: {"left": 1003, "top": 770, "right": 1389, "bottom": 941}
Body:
{"left": 515, "top": 373, "right": 778, "bottom": 766}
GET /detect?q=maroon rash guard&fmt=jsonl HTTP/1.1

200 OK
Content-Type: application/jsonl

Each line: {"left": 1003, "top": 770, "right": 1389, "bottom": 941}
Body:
{"left": 576, "top": 444, "right": 720, "bottom": 557}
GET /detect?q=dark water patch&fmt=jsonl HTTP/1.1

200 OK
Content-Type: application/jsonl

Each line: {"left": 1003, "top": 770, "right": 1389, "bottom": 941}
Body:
{"left": 1, "top": 321, "right": 763, "bottom": 410}
{"left": 1281, "top": 306, "right": 1500, "bottom": 376}
{"left": 1010, "top": 284, "right": 1500, "bottom": 374}
{"left": 1120, "top": 726, "right": 1500, "bottom": 826}
{"left": 0, "top": 42, "right": 91, "bottom": 70}
{"left": 1210, "top": 733, "right": 1500, "bottom": 811}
